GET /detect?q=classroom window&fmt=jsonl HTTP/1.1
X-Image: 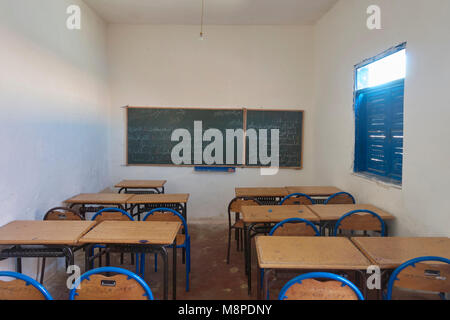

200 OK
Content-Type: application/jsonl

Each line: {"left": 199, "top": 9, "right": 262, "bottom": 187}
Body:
{"left": 354, "top": 43, "right": 406, "bottom": 185}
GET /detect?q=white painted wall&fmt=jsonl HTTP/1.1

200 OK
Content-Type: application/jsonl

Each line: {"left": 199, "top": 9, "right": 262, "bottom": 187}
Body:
{"left": 107, "top": 25, "right": 316, "bottom": 218}
{"left": 0, "top": 0, "right": 110, "bottom": 273}
{"left": 313, "top": 0, "right": 450, "bottom": 236}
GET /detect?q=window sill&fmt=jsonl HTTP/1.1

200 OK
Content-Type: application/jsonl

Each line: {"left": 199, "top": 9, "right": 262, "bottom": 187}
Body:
{"left": 352, "top": 172, "right": 402, "bottom": 190}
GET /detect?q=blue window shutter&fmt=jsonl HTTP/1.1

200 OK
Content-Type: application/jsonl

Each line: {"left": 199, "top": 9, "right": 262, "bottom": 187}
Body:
{"left": 354, "top": 79, "right": 404, "bottom": 183}
{"left": 387, "top": 82, "right": 404, "bottom": 181}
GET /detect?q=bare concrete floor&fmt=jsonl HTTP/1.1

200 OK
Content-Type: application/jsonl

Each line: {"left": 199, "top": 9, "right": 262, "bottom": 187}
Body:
{"left": 43, "top": 220, "right": 441, "bottom": 300}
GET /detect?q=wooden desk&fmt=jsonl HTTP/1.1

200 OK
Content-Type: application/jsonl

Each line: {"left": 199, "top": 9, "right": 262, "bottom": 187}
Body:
{"left": 257, "top": 236, "right": 371, "bottom": 270}
{"left": 65, "top": 193, "right": 133, "bottom": 217}
{"left": 80, "top": 221, "right": 180, "bottom": 245}
{"left": 241, "top": 205, "right": 319, "bottom": 224}
{"left": 308, "top": 204, "right": 395, "bottom": 235}
{"left": 0, "top": 221, "right": 95, "bottom": 245}
{"left": 127, "top": 194, "right": 190, "bottom": 220}
{"left": 235, "top": 187, "right": 289, "bottom": 198}
{"left": 240, "top": 205, "right": 320, "bottom": 295}
{"left": 351, "top": 237, "right": 450, "bottom": 269}
{"left": 256, "top": 236, "right": 371, "bottom": 299}
{"left": 285, "top": 186, "right": 343, "bottom": 203}
{"left": 235, "top": 187, "right": 289, "bottom": 206}
{"left": 0, "top": 221, "right": 95, "bottom": 275}
{"left": 80, "top": 221, "right": 181, "bottom": 300}
{"left": 308, "top": 204, "right": 394, "bottom": 221}
{"left": 115, "top": 180, "right": 167, "bottom": 194}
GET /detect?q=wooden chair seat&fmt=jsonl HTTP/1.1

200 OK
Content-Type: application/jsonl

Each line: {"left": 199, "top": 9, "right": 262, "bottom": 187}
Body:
{"left": 0, "top": 279, "right": 47, "bottom": 300}
{"left": 271, "top": 223, "right": 317, "bottom": 236}
{"left": 93, "top": 211, "right": 132, "bottom": 222}
{"left": 230, "top": 199, "right": 260, "bottom": 213}
{"left": 45, "top": 211, "right": 82, "bottom": 221}
{"left": 326, "top": 193, "right": 355, "bottom": 204}
{"left": 339, "top": 213, "right": 382, "bottom": 231}
{"left": 233, "top": 219, "right": 244, "bottom": 229}
{"left": 176, "top": 234, "right": 186, "bottom": 246}
{"left": 44, "top": 207, "right": 83, "bottom": 221}
{"left": 395, "top": 262, "right": 450, "bottom": 293}
{"left": 283, "top": 279, "right": 359, "bottom": 300}
{"left": 281, "top": 197, "right": 313, "bottom": 206}
{"left": 73, "top": 274, "right": 148, "bottom": 300}
{"left": 144, "top": 212, "right": 180, "bottom": 222}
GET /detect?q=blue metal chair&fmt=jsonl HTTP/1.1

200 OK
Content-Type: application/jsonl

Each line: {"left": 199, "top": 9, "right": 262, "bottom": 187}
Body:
{"left": 261, "top": 218, "right": 321, "bottom": 299}
{"left": 142, "top": 208, "right": 191, "bottom": 292}
{"left": 91, "top": 208, "right": 139, "bottom": 273}
{"left": 386, "top": 256, "right": 450, "bottom": 300}
{"left": 0, "top": 271, "right": 53, "bottom": 300}
{"left": 269, "top": 218, "right": 320, "bottom": 236}
{"left": 227, "top": 197, "right": 262, "bottom": 264}
{"left": 279, "top": 193, "right": 314, "bottom": 205}
{"left": 91, "top": 207, "right": 134, "bottom": 221}
{"left": 332, "top": 209, "right": 386, "bottom": 237}
{"left": 40, "top": 206, "right": 85, "bottom": 284}
{"left": 278, "top": 272, "right": 364, "bottom": 300}
{"left": 69, "top": 267, "right": 154, "bottom": 300}
{"left": 324, "top": 192, "right": 356, "bottom": 204}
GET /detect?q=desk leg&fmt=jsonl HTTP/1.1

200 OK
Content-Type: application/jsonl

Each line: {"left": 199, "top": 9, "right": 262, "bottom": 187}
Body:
{"left": 181, "top": 203, "right": 186, "bottom": 265}
{"left": 257, "top": 267, "right": 262, "bottom": 300}
{"left": 243, "top": 224, "right": 248, "bottom": 276}
{"left": 84, "top": 244, "right": 93, "bottom": 271}
{"left": 173, "top": 240, "right": 177, "bottom": 300}
{"left": 355, "top": 269, "right": 367, "bottom": 299}
{"left": 16, "top": 258, "right": 22, "bottom": 273}
{"left": 160, "top": 247, "right": 169, "bottom": 300}
{"left": 63, "top": 246, "right": 74, "bottom": 267}
{"left": 245, "top": 224, "right": 252, "bottom": 296}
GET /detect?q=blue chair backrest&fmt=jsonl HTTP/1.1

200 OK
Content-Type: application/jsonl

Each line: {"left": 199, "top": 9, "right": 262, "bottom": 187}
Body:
{"left": 278, "top": 272, "right": 364, "bottom": 300}
{"left": 91, "top": 208, "right": 134, "bottom": 221}
{"left": 269, "top": 218, "right": 320, "bottom": 236}
{"left": 332, "top": 209, "right": 386, "bottom": 236}
{"left": 0, "top": 271, "right": 53, "bottom": 300}
{"left": 324, "top": 192, "right": 356, "bottom": 204}
{"left": 143, "top": 208, "right": 188, "bottom": 235}
{"left": 279, "top": 193, "right": 314, "bottom": 205}
{"left": 69, "top": 267, "right": 154, "bottom": 300}
{"left": 386, "top": 256, "right": 450, "bottom": 300}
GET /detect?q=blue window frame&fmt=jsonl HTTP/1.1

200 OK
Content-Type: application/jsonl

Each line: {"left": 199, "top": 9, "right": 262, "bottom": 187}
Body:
{"left": 354, "top": 43, "right": 406, "bottom": 184}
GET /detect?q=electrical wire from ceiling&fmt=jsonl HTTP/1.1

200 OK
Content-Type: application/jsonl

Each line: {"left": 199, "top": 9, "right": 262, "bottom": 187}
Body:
{"left": 200, "top": 0, "right": 205, "bottom": 40}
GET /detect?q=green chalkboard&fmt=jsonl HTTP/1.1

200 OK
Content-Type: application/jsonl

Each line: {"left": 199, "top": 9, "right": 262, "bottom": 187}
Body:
{"left": 245, "top": 110, "right": 303, "bottom": 168}
{"left": 127, "top": 107, "right": 244, "bottom": 166}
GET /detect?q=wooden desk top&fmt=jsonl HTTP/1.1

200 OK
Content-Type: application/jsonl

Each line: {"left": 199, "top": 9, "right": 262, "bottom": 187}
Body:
{"left": 307, "top": 204, "right": 395, "bottom": 221}
{"left": 0, "top": 221, "right": 96, "bottom": 245}
{"left": 241, "top": 205, "right": 320, "bottom": 223}
{"left": 286, "top": 186, "right": 343, "bottom": 196}
{"left": 235, "top": 187, "right": 289, "bottom": 198}
{"left": 115, "top": 180, "right": 167, "bottom": 188}
{"left": 351, "top": 237, "right": 450, "bottom": 269}
{"left": 79, "top": 221, "right": 181, "bottom": 245}
{"left": 65, "top": 193, "right": 133, "bottom": 205}
{"left": 256, "top": 236, "right": 371, "bottom": 270}
{"left": 127, "top": 194, "right": 189, "bottom": 204}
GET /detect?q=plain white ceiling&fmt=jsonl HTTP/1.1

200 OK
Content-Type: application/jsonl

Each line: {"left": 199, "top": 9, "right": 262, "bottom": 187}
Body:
{"left": 83, "top": 0, "right": 338, "bottom": 25}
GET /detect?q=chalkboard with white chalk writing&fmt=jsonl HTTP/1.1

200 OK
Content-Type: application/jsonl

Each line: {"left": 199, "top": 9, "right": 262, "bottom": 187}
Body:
{"left": 126, "top": 107, "right": 303, "bottom": 169}
{"left": 245, "top": 110, "right": 303, "bottom": 168}
{"left": 127, "top": 107, "right": 244, "bottom": 166}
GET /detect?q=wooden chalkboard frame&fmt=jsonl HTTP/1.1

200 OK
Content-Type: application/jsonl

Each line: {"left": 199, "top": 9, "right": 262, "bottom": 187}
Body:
{"left": 243, "top": 108, "right": 304, "bottom": 170}
{"left": 124, "top": 106, "right": 304, "bottom": 169}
